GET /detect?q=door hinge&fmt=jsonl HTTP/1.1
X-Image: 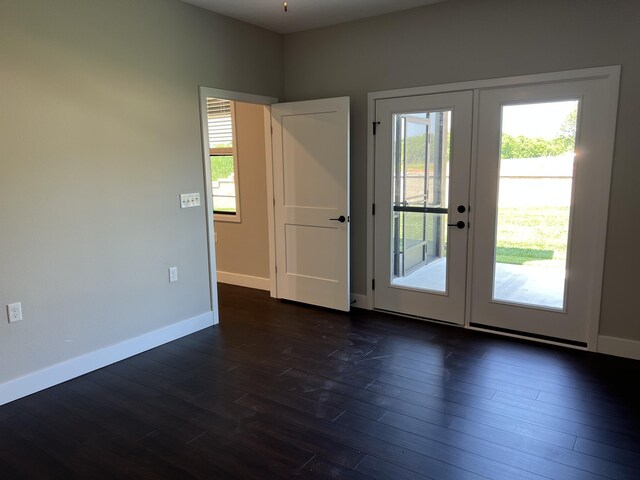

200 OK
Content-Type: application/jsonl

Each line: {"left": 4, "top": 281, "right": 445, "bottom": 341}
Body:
{"left": 273, "top": 197, "right": 275, "bottom": 207}
{"left": 372, "top": 203, "right": 375, "bottom": 215}
{"left": 372, "top": 279, "right": 375, "bottom": 291}
{"left": 372, "top": 121, "right": 380, "bottom": 135}
{"left": 275, "top": 264, "right": 278, "bottom": 273}
{"left": 270, "top": 125, "right": 273, "bottom": 135}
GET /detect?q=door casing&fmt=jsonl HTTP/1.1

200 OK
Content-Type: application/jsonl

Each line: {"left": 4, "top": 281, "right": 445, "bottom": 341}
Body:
{"left": 366, "top": 66, "right": 620, "bottom": 350}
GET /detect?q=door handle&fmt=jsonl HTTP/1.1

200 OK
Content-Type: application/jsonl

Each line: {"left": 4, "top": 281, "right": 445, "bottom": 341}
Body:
{"left": 330, "top": 215, "right": 346, "bottom": 223}
{"left": 447, "top": 220, "right": 466, "bottom": 229}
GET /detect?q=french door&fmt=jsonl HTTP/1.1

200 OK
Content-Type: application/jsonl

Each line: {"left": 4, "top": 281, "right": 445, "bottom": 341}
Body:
{"left": 470, "top": 79, "right": 615, "bottom": 344}
{"left": 373, "top": 71, "right": 617, "bottom": 344}
{"left": 374, "top": 92, "right": 473, "bottom": 325}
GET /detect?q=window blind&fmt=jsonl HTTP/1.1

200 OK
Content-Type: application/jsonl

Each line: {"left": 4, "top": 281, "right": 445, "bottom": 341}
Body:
{"left": 207, "top": 98, "right": 233, "bottom": 148}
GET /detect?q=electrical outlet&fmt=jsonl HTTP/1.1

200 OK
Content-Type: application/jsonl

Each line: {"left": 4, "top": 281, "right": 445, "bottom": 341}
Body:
{"left": 169, "top": 267, "right": 178, "bottom": 283}
{"left": 7, "top": 302, "right": 22, "bottom": 323}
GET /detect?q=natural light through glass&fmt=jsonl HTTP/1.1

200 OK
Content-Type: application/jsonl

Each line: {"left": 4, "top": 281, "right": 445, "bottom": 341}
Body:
{"left": 207, "top": 97, "right": 237, "bottom": 215}
{"left": 391, "top": 110, "right": 451, "bottom": 293}
{"left": 493, "top": 100, "right": 579, "bottom": 309}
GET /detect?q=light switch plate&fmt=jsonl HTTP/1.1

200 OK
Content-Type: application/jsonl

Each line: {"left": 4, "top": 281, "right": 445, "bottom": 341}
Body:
{"left": 180, "top": 193, "right": 201, "bottom": 208}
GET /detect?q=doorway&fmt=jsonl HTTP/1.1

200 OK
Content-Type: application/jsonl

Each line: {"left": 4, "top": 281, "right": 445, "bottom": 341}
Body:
{"left": 199, "top": 88, "right": 351, "bottom": 318}
{"left": 371, "top": 67, "right": 619, "bottom": 346}
{"left": 198, "top": 87, "right": 278, "bottom": 322}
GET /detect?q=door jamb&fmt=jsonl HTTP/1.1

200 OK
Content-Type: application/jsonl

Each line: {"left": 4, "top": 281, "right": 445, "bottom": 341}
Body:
{"left": 198, "top": 86, "right": 279, "bottom": 323}
{"left": 366, "top": 65, "right": 620, "bottom": 350}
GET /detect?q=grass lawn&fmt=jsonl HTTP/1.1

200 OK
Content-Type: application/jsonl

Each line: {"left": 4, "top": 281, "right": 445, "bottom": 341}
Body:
{"left": 396, "top": 206, "right": 570, "bottom": 267}
{"left": 211, "top": 155, "right": 234, "bottom": 181}
{"left": 496, "top": 206, "right": 569, "bottom": 265}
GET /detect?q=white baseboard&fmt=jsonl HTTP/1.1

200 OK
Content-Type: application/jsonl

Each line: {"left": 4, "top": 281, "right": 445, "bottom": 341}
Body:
{"left": 0, "top": 311, "right": 214, "bottom": 407}
{"left": 350, "top": 293, "right": 368, "bottom": 309}
{"left": 597, "top": 335, "right": 640, "bottom": 361}
{"left": 217, "top": 271, "right": 270, "bottom": 291}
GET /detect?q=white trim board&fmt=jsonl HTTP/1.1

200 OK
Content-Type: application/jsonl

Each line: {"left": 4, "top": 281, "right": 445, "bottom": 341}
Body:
{"left": 350, "top": 293, "right": 368, "bottom": 309}
{"left": 264, "top": 106, "right": 278, "bottom": 299}
{"left": 598, "top": 336, "right": 640, "bottom": 361}
{"left": 0, "top": 311, "right": 214, "bottom": 407}
{"left": 216, "top": 271, "right": 271, "bottom": 291}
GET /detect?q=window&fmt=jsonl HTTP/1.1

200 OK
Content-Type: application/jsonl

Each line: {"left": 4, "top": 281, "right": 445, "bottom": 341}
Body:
{"left": 207, "top": 97, "right": 240, "bottom": 220}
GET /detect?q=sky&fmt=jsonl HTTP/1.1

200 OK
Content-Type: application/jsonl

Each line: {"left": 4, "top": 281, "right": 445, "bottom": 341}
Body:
{"left": 502, "top": 100, "right": 578, "bottom": 139}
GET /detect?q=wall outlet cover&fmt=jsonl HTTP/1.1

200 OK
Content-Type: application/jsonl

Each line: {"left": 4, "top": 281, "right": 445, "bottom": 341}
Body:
{"left": 7, "top": 303, "right": 23, "bottom": 323}
{"left": 169, "top": 267, "right": 178, "bottom": 283}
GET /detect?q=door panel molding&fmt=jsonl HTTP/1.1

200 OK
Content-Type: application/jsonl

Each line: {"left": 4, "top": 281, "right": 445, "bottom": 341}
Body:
{"left": 271, "top": 97, "right": 351, "bottom": 311}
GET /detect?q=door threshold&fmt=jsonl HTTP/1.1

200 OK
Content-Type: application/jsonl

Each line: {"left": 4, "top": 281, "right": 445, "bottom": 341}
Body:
{"left": 469, "top": 323, "right": 588, "bottom": 349}
{"left": 374, "top": 308, "right": 463, "bottom": 327}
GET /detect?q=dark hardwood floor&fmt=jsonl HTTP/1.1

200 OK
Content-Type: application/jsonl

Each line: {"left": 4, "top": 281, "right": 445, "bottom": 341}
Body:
{"left": 1, "top": 284, "right": 640, "bottom": 479}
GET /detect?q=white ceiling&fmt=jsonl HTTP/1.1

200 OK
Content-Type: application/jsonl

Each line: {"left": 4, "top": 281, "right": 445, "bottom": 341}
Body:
{"left": 181, "top": 0, "right": 447, "bottom": 34}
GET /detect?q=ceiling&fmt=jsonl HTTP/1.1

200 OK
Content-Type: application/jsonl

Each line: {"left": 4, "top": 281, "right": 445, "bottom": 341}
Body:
{"left": 181, "top": 0, "right": 447, "bottom": 34}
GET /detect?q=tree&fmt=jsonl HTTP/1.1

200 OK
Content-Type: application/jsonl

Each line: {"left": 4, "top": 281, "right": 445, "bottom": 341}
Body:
{"left": 501, "top": 107, "right": 577, "bottom": 159}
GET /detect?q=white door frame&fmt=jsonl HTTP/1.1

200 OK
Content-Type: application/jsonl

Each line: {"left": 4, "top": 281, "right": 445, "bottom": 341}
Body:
{"left": 366, "top": 66, "right": 620, "bottom": 350}
{"left": 198, "top": 86, "right": 279, "bottom": 323}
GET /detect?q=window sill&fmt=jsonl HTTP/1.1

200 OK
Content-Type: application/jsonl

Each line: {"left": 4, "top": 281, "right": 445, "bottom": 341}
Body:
{"left": 214, "top": 213, "right": 242, "bottom": 223}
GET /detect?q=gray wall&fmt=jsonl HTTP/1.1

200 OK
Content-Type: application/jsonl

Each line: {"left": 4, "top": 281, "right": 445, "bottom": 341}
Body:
{"left": 283, "top": 0, "right": 640, "bottom": 340}
{"left": 0, "top": 0, "right": 282, "bottom": 383}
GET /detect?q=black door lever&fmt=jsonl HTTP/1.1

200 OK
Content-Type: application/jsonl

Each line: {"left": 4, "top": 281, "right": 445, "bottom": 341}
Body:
{"left": 447, "top": 221, "right": 466, "bottom": 229}
{"left": 330, "top": 215, "right": 346, "bottom": 223}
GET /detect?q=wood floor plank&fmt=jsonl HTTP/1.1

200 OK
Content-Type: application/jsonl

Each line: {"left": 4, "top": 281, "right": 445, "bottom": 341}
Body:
{"left": 380, "top": 410, "right": 640, "bottom": 480}
{"left": 1, "top": 283, "right": 639, "bottom": 479}
{"left": 365, "top": 375, "right": 640, "bottom": 453}
{"left": 336, "top": 411, "right": 594, "bottom": 480}
{"left": 574, "top": 437, "right": 640, "bottom": 469}
{"left": 355, "top": 455, "right": 435, "bottom": 480}
{"left": 491, "top": 391, "right": 640, "bottom": 437}
{"left": 235, "top": 393, "right": 492, "bottom": 480}
{"left": 296, "top": 457, "right": 374, "bottom": 479}
{"left": 281, "top": 367, "right": 578, "bottom": 449}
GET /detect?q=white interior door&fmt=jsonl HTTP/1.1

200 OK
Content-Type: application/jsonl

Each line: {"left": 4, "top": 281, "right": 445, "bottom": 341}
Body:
{"left": 271, "top": 97, "right": 350, "bottom": 311}
{"left": 470, "top": 77, "right": 617, "bottom": 344}
{"left": 374, "top": 91, "right": 473, "bottom": 324}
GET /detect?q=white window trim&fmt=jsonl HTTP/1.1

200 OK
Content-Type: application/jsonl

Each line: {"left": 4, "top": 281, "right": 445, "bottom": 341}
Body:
{"left": 210, "top": 101, "right": 242, "bottom": 223}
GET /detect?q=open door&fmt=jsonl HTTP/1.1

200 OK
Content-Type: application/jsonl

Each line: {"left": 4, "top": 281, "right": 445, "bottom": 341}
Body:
{"left": 271, "top": 97, "right": 350, "bottom": 311}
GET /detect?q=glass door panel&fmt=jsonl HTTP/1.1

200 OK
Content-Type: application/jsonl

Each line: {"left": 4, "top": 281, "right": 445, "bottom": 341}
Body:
{"left": 471, "top": 76, "right": 617, "bottom": 344}
{"left": 493, "top": 100, "right": 578, "bottom": 310}
{"left": 391, "top": 111, "right": 451, "bottom": 293}
{"left": 374, "top": 91, "right": 473, "bottom": 325}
